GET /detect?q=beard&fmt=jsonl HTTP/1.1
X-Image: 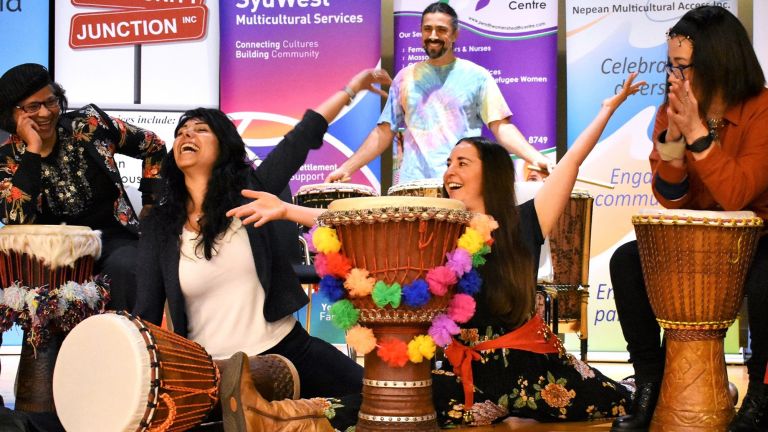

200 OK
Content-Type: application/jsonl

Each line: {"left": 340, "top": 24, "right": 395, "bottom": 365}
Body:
{"left": 423, "top": 39, "right": 448, "bottom": 59}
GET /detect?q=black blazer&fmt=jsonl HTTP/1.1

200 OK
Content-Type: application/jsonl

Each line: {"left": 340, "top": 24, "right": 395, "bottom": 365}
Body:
{"left": 134, "top": 110, "right": 327, "bottom": 338}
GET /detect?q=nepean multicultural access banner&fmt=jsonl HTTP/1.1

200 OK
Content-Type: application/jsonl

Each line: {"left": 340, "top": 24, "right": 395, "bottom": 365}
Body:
{"left": 392, "top": 0, "right": 558, "bottom": 168}
{"left": 219, "top": 1, "right": 383, "bottom": 193}
{"left": 565, "top": 0, "right": 739, "bottom": 356}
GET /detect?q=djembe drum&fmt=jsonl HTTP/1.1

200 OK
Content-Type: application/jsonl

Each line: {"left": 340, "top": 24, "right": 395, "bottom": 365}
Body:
{"left": 632, "top": 209, "right": 763, "bottom": 431}
{"left": 53, "top": 312, "right": 220, "bottom": 432}
{"left": 319, "top": 196, "right": 470, "bottom": 432}
{"left": 294, "top": 182, "right": 378, "bottom": 209}
{"left": 0, "top": 224, "right": 102, "bottom": 412}
{"left": 387, "top": 178, "right": 444, "bottom": 198}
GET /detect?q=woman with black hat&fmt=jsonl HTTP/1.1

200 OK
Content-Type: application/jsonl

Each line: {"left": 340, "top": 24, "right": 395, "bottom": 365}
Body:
{"left": 0, "top": 63, "right": 167, "bottom": 312}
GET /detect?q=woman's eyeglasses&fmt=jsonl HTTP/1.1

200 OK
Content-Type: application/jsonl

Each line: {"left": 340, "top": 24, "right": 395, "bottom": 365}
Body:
{"left": 15, "top": 97, "right": 60, "bottom": 114}
{"left": 665, "top": 63, "right": 694, "bottom": 81}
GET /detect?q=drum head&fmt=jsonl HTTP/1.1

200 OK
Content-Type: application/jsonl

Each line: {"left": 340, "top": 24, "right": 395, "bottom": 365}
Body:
{"left": 327, "top": 196, "right": 465, "bottom": 211}
{"left": 53, "top": 314, "right": 153, "bottom": 432}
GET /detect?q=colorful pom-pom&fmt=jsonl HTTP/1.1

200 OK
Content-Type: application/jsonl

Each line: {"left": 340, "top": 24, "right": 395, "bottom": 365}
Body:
{"left": 446, "top": 248, "right": 472, "bottom": 278}
{"left": 407, "top": 335, "right": 436, "bottom": 363}
{"left": 325, "top": 252, "right": 352, "bottom": 279}
{"left": 346, "top": 325, "right": 377, "bottom": 355}
{"left": 447, "top": 293, "right": 476, "bottom": 323}
{"left": 457, "top": 227, "right": 485, "bottom": 254}
{"left": 318, "top": 276, "right": 345, "bottom": 302}
{"left": 314, "top": 253, "right": 329, "bottom": 278}
{"left": 426, "top": 266, "right": 457, "bottom": 296}
{"left": 330, "top": 299, "right": 359, "bottom": 330}
{"left": 372, "top": 281, "right": 401, "bottom": 308}
{"left": 377, "top": 337, "right": 409, "bottom": 368}
{"left": 344, "top": 268, "right": 375, "bottom": 298}
{"left": 428, "top": 314, "right": 460, "bottom": 346}
{"left": 312, "top": 226, "right": 342, "bottom": 254}
{"left": 402, "top": 279, "right": 430, "bottom": 307}
{"left": 458, "top": 269, "right": 482, "bottom": 295}
{"left": 470, "top": 213, "right": 499, "bottom": 243}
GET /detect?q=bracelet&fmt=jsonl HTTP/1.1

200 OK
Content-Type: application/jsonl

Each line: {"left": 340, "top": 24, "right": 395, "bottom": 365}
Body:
{"left": 686, "top": 131, "right": 714, "bottom": 153}
{"left": 342, "top": 86, "right": 356, "bottom": 105}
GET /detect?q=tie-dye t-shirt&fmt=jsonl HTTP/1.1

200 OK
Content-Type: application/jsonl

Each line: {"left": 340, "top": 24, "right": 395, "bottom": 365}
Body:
{"left": 379, "top": 58, "right": 512, "bottom": 183}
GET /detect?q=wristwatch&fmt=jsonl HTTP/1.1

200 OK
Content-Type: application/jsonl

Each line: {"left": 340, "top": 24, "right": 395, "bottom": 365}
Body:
{"left": 686, "top": 131, "right": 714, "bottom": 153}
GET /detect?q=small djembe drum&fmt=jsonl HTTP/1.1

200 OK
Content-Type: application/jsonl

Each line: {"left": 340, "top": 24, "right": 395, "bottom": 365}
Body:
{"left": 294, "top": 182, "right": 378, "bottom": 209}
{"left": 53, "top": 312, "right": 220, "bottom": 432}
{"left": 0, "top": 224, "right": 102, "bottom": 413}
{"left": 387, "top": 178, "right": 445, "bottom": 198}
{"left": 319, "top": 196, "right": 471, "bottom": 432}
{"left": 632, "top": 209, "right": 763, "bottom": 431}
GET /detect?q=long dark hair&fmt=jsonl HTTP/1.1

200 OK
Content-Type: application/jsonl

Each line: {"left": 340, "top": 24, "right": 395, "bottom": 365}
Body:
{"left": 459, "top": 137, "right": 535, "bottom": 329}
{"left": 669, "top": 6, "right": 765, "bottom": 115}
{"left": 422, "top": 1, "right": 458, "bottom": 31}
{"left": 147, "top": 108, "right": 251, "bottom": 259}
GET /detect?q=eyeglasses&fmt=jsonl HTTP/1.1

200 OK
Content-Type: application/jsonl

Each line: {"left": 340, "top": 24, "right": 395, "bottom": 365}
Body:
{"left": 15, "top": 97, "right": 60, "bottom": 114}
{"left": 665, "top": 63, "right": 694, "bottom": 81}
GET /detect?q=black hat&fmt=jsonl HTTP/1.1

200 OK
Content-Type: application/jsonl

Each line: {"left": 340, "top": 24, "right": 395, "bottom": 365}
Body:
{"left": 0, "top": 63, "right": 53, "bottom": 132}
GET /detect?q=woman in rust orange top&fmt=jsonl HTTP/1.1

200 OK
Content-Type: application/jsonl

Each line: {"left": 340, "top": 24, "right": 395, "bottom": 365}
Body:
{"left": 610, "top": 6, "right": 768, "bottom": 432}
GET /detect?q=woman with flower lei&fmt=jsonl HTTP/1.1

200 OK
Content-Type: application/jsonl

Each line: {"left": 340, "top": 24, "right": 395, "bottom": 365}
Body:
{"left": 231, "top": 73, "right": 644, "bottom": 429}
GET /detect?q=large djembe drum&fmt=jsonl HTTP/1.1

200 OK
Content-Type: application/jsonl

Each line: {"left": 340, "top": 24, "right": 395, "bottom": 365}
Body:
{"left": 632, "top": 209, "right": 763, "bottom": 431}
{"left": 387, "top": 178, "right": 445, "bottom": 198}
{"left": 53, "top": 312, "right": 220, "bottom": 432}
{"left": 319, "top": 196, "right": 471, "bottom": 432}
{"left": 0, "top": 224, "right": 102, "bottom": 412}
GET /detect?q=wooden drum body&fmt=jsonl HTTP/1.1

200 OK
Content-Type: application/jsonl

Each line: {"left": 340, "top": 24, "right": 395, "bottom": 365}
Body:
{"left": 632, "top": 209, "right": 762, "bottom": 431}
{"left": 53, "top": 312, "right": 220, "bottom": 432}
{"left": 319, "top": 197, "right": 470, "bottom": 432}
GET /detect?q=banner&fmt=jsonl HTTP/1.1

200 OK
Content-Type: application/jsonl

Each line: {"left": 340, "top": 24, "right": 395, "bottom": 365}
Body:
{"left": 54, "top": 0, "right": 219, "bottom": 110}
{"left": 756, "top": 1, "right": 768, "bottom": 74}
{"left": 565, "top": 0, "right": 739, "bottom": 355}
{"left": 392, "top": 0, "right": 558, "bottom": 171}
{"left": 219, "top": 1, "right": 383, "bottom": 193}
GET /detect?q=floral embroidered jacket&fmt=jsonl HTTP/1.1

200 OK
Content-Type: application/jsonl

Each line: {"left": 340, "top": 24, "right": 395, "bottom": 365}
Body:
{"left": 0, "top": 104, "right": 166, "bottom": 234}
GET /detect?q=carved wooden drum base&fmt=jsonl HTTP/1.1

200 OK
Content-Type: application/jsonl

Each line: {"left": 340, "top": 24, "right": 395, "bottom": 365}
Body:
{"left": 356, "top": 325, "right": 438, "bottom": 432}
{"left": 651, "top": 339, "right": 734, "bottom": 431}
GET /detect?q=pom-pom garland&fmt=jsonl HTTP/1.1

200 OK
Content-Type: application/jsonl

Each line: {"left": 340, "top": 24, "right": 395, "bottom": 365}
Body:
{"left": 313, "top": 217, "right": 496, "bottom": 367}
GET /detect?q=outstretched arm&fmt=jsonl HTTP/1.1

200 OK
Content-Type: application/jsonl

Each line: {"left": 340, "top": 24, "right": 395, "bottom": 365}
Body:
{"left": 535, "top": 72, "right": 645, "bottom": 237}
{"left": 490, "top": 118, "right": 554, "bottom": 173}
{"left": 325, "top": 123, "right": 395, "bottom": 183}
{"left": 227, "top": 189, "right": 324, "bottom": 228}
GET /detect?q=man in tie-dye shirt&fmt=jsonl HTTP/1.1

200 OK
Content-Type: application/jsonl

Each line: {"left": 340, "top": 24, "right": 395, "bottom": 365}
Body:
{"left": 327, "top": 2, "right": 551, "bottom": 184}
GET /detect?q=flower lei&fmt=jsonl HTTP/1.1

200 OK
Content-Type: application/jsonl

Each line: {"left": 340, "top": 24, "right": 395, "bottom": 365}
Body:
{"left": 311, "top": 214, "right": 498, "bottom": 368}
{"left": 0, "top": 277, "right": 110, "bottom": 351}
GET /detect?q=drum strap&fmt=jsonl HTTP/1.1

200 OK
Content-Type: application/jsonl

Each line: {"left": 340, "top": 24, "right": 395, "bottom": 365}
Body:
{"left": 444, "top": 315, "right": 559, "bottom": 409}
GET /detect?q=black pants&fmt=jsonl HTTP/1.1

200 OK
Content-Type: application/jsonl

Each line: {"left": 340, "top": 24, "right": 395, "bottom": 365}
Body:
{"left": 95, "top": 232, "right": 139, "bottom": 313}
{"left": 263, "top": 322, "right": 363, "bottom": 398}
{"left": 610, "top": 237, "right": 768, "bottom": 384}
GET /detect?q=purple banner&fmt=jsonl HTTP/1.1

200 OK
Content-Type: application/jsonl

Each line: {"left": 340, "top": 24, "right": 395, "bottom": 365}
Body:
{"left": 219, "top": 1, "right": 382, "bottom": 193}
{"left": 393, "top": 1, "right": 557, "bottom": 155}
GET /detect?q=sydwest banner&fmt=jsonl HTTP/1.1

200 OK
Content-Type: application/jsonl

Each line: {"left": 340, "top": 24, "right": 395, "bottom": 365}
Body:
{"left": 392, "top": 0, "right": 558, "bottom": 173}
{"left": 219, "top": 0, "right": 383, "bottom": 193}
{"left": 565, "top": 0, "right": 739, "bottom": 355}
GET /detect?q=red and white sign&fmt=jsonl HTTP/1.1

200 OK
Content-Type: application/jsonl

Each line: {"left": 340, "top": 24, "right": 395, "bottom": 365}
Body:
{"left": 69, "top": 5, "right": 207, "bottom": 48}
{"left": 72, "top": 0, "right": 205, "bottom": 9}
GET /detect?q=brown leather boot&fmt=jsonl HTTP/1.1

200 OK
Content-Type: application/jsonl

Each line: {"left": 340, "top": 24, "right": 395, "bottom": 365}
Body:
{"left": 248, "top": 354, "right": 300, "bottom": 401}
{"left": 219, "top": 352, "right": 333, "bottom": 432}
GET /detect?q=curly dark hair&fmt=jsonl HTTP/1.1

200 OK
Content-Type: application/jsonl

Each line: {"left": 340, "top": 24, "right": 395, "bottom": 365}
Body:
{"left": 0, "top": 63, "right": 69, "bottom": 133}
{"left": 146, "top": 108, "right": 252, "bottom": 260}
{"left": 456, "top": 137, "right": 535, "bottom": 330}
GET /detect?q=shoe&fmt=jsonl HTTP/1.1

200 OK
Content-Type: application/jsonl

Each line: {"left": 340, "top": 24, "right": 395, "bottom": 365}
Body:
{"left": 728, "top": 381, "right": 767, "bottom": 432}
{"left": 219, "top": 352, "right": 334, "bottom": 432}
{"left": 248, "top": 354, "right": 300, "bottom": 401}
{"left": 611, "top": 381, "right": 661, "bottom": 431}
